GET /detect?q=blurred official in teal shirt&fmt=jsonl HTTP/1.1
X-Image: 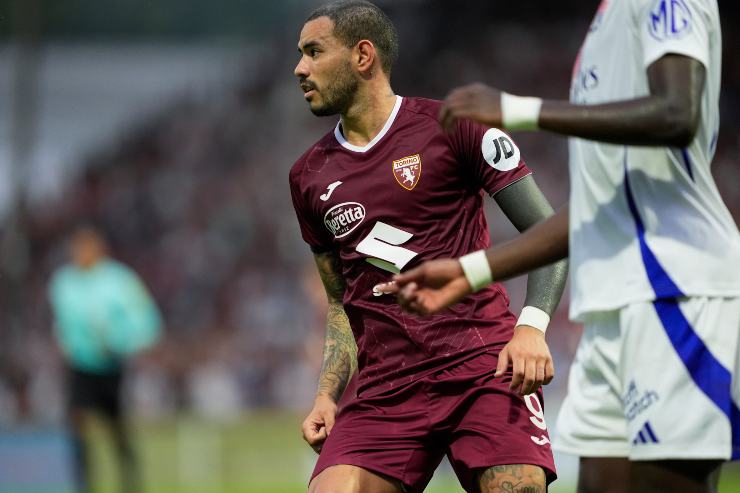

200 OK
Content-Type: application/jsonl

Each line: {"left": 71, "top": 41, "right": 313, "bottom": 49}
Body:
{"left": 49, "top": 247, "right": 162, "bottom": 374}
{"left": 48, "top": 225, "right": 161, "bottom": 493}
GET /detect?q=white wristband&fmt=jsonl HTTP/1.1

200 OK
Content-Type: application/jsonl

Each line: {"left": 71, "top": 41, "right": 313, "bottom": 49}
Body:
{"left": 459, "top": 250, "right": 493, "bottom": 292}
{"left": 516, "top": 306, "right": 551, "bottom": 334}
{"left": 501, "top": 92, "right": 543, "bottom": 131}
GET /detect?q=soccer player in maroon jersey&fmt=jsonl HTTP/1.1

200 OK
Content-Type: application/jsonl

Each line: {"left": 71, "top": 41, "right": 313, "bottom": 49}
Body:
{"left": 290, "top": 2, "right": 568, "bottom": 492}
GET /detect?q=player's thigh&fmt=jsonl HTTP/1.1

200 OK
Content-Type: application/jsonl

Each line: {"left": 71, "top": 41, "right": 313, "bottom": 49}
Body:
{"left": 576, "top": 457, "right": 721, "bottom": 493}
{"left": 308, "top": 464, "right": 404, "bottom": 493}
{"left": 620, "top": 297, "right": 740, "bottom": 460}
{"left": 579, "top": 458, "right": 722, "bottom": 493}
{"left": 311, "top": 383, "right": 446, "bottom": 492}
{"left": 577, "top": 457, "right": 631, "bottom": 493}
{"left": 442, "top": 352, "right": 556, "bottom": 491}
{"left": 477, "top": 464, "right": 546, "bottom": 493}
{"left": 630, "top": 459, "right": 722, "bottom": 493}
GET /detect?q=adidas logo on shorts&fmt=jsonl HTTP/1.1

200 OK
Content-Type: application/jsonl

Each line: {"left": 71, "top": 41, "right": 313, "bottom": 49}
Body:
{"left": 632, "top": 421, "right": 659, "bottom": 445}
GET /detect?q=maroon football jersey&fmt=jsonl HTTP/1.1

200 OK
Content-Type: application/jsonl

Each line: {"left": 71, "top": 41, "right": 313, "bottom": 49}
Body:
{"left": 290, "top": 96, "right": 531, "bottom": 397}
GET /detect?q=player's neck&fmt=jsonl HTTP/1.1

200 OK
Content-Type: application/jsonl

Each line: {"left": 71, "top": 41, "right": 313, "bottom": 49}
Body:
{"left": 339, "top": 85, "right": 397, "bottom": 147}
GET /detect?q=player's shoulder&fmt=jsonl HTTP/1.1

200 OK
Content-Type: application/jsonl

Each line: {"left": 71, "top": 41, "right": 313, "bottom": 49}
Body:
{"left": 289, "top": 130, "right": 336, "bottom": 184}
{"left": 96, "top": 259, "right": 135, "bottom": 280}
{"left": 50, "top": 265, "right": 75, "bottom": 287}
{"left": 399, "top": 96, "right": 443, "bottom": 122}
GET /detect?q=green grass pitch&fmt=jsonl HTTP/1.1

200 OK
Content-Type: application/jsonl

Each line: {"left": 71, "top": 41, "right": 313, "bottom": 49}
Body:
{"left": 80, "top": 412, "right": 740, "bottom": 493}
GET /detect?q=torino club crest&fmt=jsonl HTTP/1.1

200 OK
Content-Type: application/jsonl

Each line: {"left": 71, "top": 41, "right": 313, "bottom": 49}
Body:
{"left": 392, "top": 154, "right": 422, "bottom": 190}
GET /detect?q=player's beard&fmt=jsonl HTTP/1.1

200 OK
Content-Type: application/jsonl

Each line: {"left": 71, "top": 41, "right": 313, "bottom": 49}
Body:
{"left": 310, "top": 60, "right": 358, "bottom": 117}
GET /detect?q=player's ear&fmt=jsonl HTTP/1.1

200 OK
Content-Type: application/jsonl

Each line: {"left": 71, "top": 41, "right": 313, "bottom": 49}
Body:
{"left": 355, "top": 39, "right": 376, "bottom": 77}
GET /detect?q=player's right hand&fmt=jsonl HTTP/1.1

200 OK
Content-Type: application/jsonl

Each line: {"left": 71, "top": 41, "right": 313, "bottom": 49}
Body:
{"left": 495, "top": 325, "right": 555, "bottom": 396}
{"left": 301, "top": 395, "right": 338, "bottom": 454}
{"left": 439, "top": 83, "right": 503, "bottom": 132}
{"left": 374, "top": 259, "right": 472, "bottom": 315}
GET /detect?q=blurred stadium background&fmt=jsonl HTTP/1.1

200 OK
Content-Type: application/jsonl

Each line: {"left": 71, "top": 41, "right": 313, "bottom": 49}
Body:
{"left": 0, "top": 1, "right": 739, "bottom": 492}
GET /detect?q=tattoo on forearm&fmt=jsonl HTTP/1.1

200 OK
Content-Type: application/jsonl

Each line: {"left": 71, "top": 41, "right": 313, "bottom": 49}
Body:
{"left": 317, "top": 303, "right": 357, "bottom": 401}
{"left": 479, "top": 464, "right": 545, "bottom": 493}
{"left": 315, "top": 252, "right": 346, "bottom": 303}
{"left": 314, "top": 252, "right": 357, "bottom": 402}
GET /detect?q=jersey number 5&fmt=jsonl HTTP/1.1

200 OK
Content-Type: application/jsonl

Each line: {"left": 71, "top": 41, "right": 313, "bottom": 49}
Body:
{"left": 356, "top": 221, "right": 418, "bottom": 274}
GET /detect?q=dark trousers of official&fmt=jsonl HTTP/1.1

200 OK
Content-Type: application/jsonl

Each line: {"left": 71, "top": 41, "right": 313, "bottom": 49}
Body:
{"left": 67, "top": 367, "right": 140, "bottom": 493}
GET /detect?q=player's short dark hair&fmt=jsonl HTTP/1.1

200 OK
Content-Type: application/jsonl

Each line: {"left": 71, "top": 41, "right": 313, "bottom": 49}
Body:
{"left": 307, "top": 1, "right": 399, "bottom": 77}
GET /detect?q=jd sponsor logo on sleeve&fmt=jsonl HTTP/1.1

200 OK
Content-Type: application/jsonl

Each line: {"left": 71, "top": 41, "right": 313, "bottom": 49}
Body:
{"left": 623, "top": 380, "right": 659, "bottom": 422}
{"left": 648, "top": 0, "right": 692, "bottom": 41}
{"left": 324, "top": 202, "right": 366, "bottom": 238}
{"left": 481, "top": 128, "right": 520, "bottom": 171}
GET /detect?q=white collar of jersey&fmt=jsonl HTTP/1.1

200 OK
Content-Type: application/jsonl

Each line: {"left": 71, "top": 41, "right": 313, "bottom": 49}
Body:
{"left": 334, "top": 95, "right": 403, "bottom": 153}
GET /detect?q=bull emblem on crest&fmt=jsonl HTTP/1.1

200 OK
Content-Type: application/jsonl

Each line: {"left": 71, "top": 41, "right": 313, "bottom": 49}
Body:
{"left": 392, "top": 154, "right": 422, "bottom": 190}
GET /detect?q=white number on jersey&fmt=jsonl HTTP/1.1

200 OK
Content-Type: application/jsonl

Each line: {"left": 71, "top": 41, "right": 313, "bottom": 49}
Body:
{"left": 524, "top": 393, "right": 551, "bottom": 446}
{"left": 356, "top": 221, "right": 418, "bottom": 274}
{"left": 524, "top": 394, "right": 547, "bottom": 430}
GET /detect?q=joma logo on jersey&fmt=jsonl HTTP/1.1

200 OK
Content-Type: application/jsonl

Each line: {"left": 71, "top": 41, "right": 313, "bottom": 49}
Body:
{"left": 648, "top": 0, "right": 692, "bottom": 41}
{"left": 392, "top": 154, "right": 421, "bottom": 190}
{"left": 324, "top": 202, "right": 366, "bottom": 238}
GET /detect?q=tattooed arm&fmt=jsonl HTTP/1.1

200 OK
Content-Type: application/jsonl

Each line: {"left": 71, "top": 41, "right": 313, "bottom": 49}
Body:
{"left": 314, "top": 250, "right": 357, "bottom": 401}
{"left": 301, "top": 250, "right": 357, "bottom": 453}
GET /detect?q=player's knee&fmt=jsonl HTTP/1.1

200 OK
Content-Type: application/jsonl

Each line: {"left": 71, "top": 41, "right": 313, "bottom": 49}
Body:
{"left": 478, "top": 464, "right": 546, "bottom": 493}
{"left": 307, "top": 479, "right": 383, "bottom": 493}
{"left": 308, "top": 465, "right": 402, "bottom": 493}
{"left": 308, "top": 476, "right": 344, "bottom": 493}
{"left": 308, "top": 480, "right": 348, "bottom": 493}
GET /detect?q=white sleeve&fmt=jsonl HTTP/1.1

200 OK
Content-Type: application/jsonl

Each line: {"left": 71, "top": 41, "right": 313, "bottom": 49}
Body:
{"left": 637, "top": 0, "right": 713, "bottom": 70}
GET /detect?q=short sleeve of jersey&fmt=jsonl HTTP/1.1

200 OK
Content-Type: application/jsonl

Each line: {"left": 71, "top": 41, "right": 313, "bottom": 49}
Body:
{"left": 637, "top": 0, "right": 712, "bottom": 70}
{"left": 449, "top": 118, "right": 531, "bottom": 196}
{"left": 289, "top": 169, "right": 335, "bottom": 253}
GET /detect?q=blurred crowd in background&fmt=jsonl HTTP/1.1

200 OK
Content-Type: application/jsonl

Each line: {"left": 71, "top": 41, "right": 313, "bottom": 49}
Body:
{"left": 0, "top": 0, "right": 739, "bottom": 426}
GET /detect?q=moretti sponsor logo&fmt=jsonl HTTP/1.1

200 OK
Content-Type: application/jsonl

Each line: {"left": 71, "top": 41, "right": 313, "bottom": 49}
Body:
{"left": 324, "top": 202, "right": 366, "bottom": 238}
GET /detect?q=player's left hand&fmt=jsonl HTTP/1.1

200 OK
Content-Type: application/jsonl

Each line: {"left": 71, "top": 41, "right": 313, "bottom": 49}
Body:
{"left": 439, "top": 83, "right": 502, "bottom": 132}
{"left": 495, "top": 325, "right": 554, "bottom": 396}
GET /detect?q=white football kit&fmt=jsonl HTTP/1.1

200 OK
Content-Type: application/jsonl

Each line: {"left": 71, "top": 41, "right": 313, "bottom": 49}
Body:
{"left": 555, "top": 0, "right": 740, "bottom": 460}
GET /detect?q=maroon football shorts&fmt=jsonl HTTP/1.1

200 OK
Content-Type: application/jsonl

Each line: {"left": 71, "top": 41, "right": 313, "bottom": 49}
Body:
{"left": 310, "top": 349, "right": 556, "bottom": 492}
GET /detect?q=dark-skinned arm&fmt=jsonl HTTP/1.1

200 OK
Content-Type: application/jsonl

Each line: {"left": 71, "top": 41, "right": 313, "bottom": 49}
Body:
{"left": 376, "top": 205, "right": 569, "bottom": 316}
{"left": 486, "top": 204, "right": 569, "bottom": 282}
{"left": 440, "top": 54, "right": 704, "bottom": 147}
{"left": 539, "top": 55, "right": 704, "bottom": 146}
{"left": 301, "top": 250, "right": 357, "bottom": 453}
